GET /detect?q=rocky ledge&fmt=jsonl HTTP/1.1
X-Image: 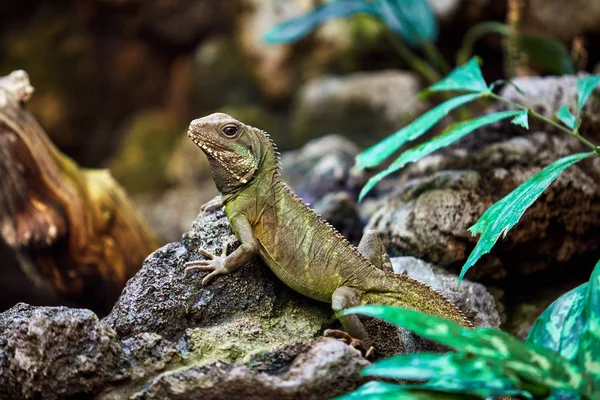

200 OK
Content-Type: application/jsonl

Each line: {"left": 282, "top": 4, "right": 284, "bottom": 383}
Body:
{"left": 0, "top": 206, "right": 499, "bottom": 399}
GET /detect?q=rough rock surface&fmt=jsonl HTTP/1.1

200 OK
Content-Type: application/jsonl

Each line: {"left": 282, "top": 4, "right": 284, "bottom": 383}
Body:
{"left": 0, "top": 203, "right": 500, "bottom": 399}
{"left": 365, "top": 76, "right": 600, "bottom": 281}
{"left": 291, "top": 70, "right": 428, "bottom": 148}
{"left": 281, "top": 134, "right": 361, "bottom": 204}
{"left": 100, "top": 339, "right": 369, "bottom": 400}
{"left": 98, "top": 206, "right": 498, "bottom": 398}
{"left": 0, "top": 303, "right": 129, "bottom": 400}
{"left": 521, "top": 0, "right": 600, "bottom": 41}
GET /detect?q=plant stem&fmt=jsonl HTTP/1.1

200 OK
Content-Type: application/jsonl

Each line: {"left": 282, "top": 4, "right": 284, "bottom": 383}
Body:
{"left": 489, "top": 92, "right": 600, "bottom": 152}
{"left": 422, "top": 41, "right": 452, "bottom": 75}
{"left": 385, "top": 31, "right": 441, "bottom": 85}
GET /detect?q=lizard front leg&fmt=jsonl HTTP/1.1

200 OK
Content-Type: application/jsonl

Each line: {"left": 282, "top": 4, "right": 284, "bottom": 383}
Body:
{"left": 183, "top": 215, "right": 258, "bottom": 285}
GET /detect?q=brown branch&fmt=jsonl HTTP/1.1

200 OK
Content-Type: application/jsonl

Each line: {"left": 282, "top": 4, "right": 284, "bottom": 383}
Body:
{"left": 0, "top": 70, "right": 157, "bottom": 312}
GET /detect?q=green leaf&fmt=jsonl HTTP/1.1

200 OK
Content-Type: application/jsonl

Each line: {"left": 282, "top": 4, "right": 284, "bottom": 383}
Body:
{"left": 356, "top": 93, "right": 482, "bottom": 170}
{"left": 511, "top": 110, "right": 529, "bottom": 129}
{"left": 456, "top": 21, "right": 509, "bottom": 66}
{"left": 378, "top": 0, "right": 438, "bottom": 47}
{"left": 263, "top": 0, "right": 374, "bottom": 44}
{"left": 335, "top": 382, "right": 406, "bottom": 400}
{"left": 358, "top": 110, "right": 521, "bottom": 200}
{"left": 336, "top": 382, "right": 473, "bottom": 400}
{"left": 426, "top": 57, "right": 488, "bottom": 94}
{"left": 527, "top": 283, "right": 588, "bottom": 363}
{"left": 577, "top": 76, "right": 600, "bottom": 115}
{"left": 263, "top": 0, "right": 438, "bottom": 48}
{"left": 557, "top": 105, "right": 577, "bottom": 129}
{"left": 520, "top": 35, "right": 575, "bottom": 75}
{"left": 364, "top": 352, "right": 524, "bottom": 397}
{"left": 460, "top": 152, "right": 594, "bottom": 281}
{"left": 578, "top": 259, "right": 600, "bottom": 387}
{"left": 479, "top": 328, "right": 585, "bottom": 394}
{"left": 343, "top": 306, "right": 588, "bottom": 395}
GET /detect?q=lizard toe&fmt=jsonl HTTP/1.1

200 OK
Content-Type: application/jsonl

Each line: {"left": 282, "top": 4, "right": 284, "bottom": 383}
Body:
{"left": 198, "top": 249, "right": 217, "bottom": 259}
{"left": 324, "top": 329, "right": 374, "bottom": 359}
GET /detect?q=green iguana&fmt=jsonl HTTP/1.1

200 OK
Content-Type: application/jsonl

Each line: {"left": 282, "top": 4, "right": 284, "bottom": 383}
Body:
{"left": 184, "top": 113, "right": 471, "bottom": 352}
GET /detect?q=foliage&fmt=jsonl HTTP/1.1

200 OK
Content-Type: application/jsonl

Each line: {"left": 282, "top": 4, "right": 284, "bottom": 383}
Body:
{"left": 459, "top": 152, "right": 593, "bottom": 280}
{"left": 337, "top": 260, "right": 600, "bottom": 399}
{"left": 456, "top": 22, "right": 574, "bottom": 75}
{"left": 354, "top": 57, "right": 600, "bottom": 280}
{"left": 265, "top": 1, "right": 575, "bottom": 84}
{"left": 264, "top": 0, "right": 437, "bottom": 48}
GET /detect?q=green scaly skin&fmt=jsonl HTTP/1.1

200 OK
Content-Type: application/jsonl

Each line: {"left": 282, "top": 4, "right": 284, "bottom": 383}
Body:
{"left": 183, "top": 113, "right": 472, "bottom": 348}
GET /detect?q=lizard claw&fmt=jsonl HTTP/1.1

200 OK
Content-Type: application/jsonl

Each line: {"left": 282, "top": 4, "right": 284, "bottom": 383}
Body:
{"left": 324, "top": 329, "right": 374, "bottom": 359}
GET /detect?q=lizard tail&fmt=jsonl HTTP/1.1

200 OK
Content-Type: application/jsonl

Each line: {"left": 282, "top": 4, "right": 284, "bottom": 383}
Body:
{"left": 360, "top": 272, "right": 473, "bottom": 328}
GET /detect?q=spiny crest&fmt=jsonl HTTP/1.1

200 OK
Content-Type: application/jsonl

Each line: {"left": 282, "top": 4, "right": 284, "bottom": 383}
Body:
{"left": 254, "top": 125, "right": 371, "bottom": 264}
{"left": 394, "top": 273, "right": 472, "bottom": 327}
{"left": 255, "top": 127, "right": 282, "bottom": 170}
{"left": 277, "top": 182, "right": 367, "bottom": 262}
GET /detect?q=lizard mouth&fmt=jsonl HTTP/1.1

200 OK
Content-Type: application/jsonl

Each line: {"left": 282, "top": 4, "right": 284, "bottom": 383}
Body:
{"left": 188, "top": 130, "right": 215, "bottom": 156}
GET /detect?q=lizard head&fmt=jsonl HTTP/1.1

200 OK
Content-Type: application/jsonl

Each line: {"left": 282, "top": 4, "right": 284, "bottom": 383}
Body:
{"left": 188, "top": 113, "right": 274, "bottom": 194}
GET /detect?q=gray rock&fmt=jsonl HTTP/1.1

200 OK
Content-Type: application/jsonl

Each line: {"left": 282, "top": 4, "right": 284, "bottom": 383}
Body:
{"left": 498, "top": 75, "right": 600, "bottom": 140}
{"left": 0, "top": 202, "right": 502, "bottom": 399}
{"left": 0, "top": 303, "right": 129, "bottom": 400}
{"left": 121, "top": 332, "right": 182, "bottom": 379}
{"left": 521, "top": 0, "right": 600, "bottom": 41}
{"left": 101, "top": 338, "right": 369, "bottom": 400}
{"left": 103, "top": 208, "right": 330, "bottom": 363}
{"left": 281, "top": 134, "right": 361, "bottom": 205}
{"left": 291, "top": 70, "right": 428, "bottom": 148}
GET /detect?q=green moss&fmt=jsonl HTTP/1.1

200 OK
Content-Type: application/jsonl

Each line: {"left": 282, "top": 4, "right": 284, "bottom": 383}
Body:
{"left": 185, "top": 302, "right": 328, "bottom": 366}
{"left": 108, "top": 111, "right": 185, "bottom": 194}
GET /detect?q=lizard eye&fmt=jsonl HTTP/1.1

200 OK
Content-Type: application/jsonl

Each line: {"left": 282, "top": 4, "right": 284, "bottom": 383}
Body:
{"left": 221, "top": 125, "right": 239, "bottom": 138}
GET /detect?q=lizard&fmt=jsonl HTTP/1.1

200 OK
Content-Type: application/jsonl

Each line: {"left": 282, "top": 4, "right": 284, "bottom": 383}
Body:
{"left": 183, "top": 113, "right": 472, "bottom": 352}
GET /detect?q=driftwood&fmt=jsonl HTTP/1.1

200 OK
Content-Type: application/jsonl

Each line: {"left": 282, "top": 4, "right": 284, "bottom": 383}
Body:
{"left": 0, "top": 70, "right": 157, "bottom": 312}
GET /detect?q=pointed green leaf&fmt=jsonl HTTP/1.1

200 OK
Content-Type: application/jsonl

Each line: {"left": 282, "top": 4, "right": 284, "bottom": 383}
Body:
{"left": 460, "top": 152, "right": 594, "bottom": 281}
{"left": 421, "top": 376, "right": 529, "bottom": 399}
{"left": 263, "top": 0, "right": 374, "bottom": 44}
{"left": 511, "top": 110, "right": 529, "bottom": 129}
{"left": 364, "top": 352, "right": 525, "bottom": 397}
{"left": 377, "top": 0, "right": 438, "bottom": 47}
{"left": 527, "top": 283, "right": 588, "bottom": 362}
{"left": 335, "top": 382, "right": 406, "bottom": 400}
{"left": 336, "top": 382, "right": 473, "bottom": 400}
{"left": 359, "top": 110, "right": 521, "bottom": 200}
{"left": 520, "top": 35, "right": 574, "bottom": 75}
{"left": 577, "top": 76, "right": 600, "bottom": 115}
{"left": 557, "top": 105, "right": 576, "bottom": 129}
{"left": 426, "top": 57, "right": 488, "bottom": 94}
{"left": 355, "top": 93, "right": 482, "bottom": 170}
{"left": 578, "top": 259, "right": 600, "bottom": 387}
{"left": 343, "top": 306, "right": 588, "bottom": 395}
{"left": 477, "top": 328, "right": 586, "bottom": 394}
{"left": 342, "top": 306, "right": 493, "bottom": 354}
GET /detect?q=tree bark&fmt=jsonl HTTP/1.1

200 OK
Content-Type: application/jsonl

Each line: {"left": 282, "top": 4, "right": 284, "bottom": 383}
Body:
{"left": 0, "top": 70, "right": 157, "bottom": 313}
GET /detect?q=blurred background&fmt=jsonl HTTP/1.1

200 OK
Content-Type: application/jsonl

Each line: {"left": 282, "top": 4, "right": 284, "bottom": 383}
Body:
{"left": 2, "top": 0, "right": 600, "bottom": 315}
